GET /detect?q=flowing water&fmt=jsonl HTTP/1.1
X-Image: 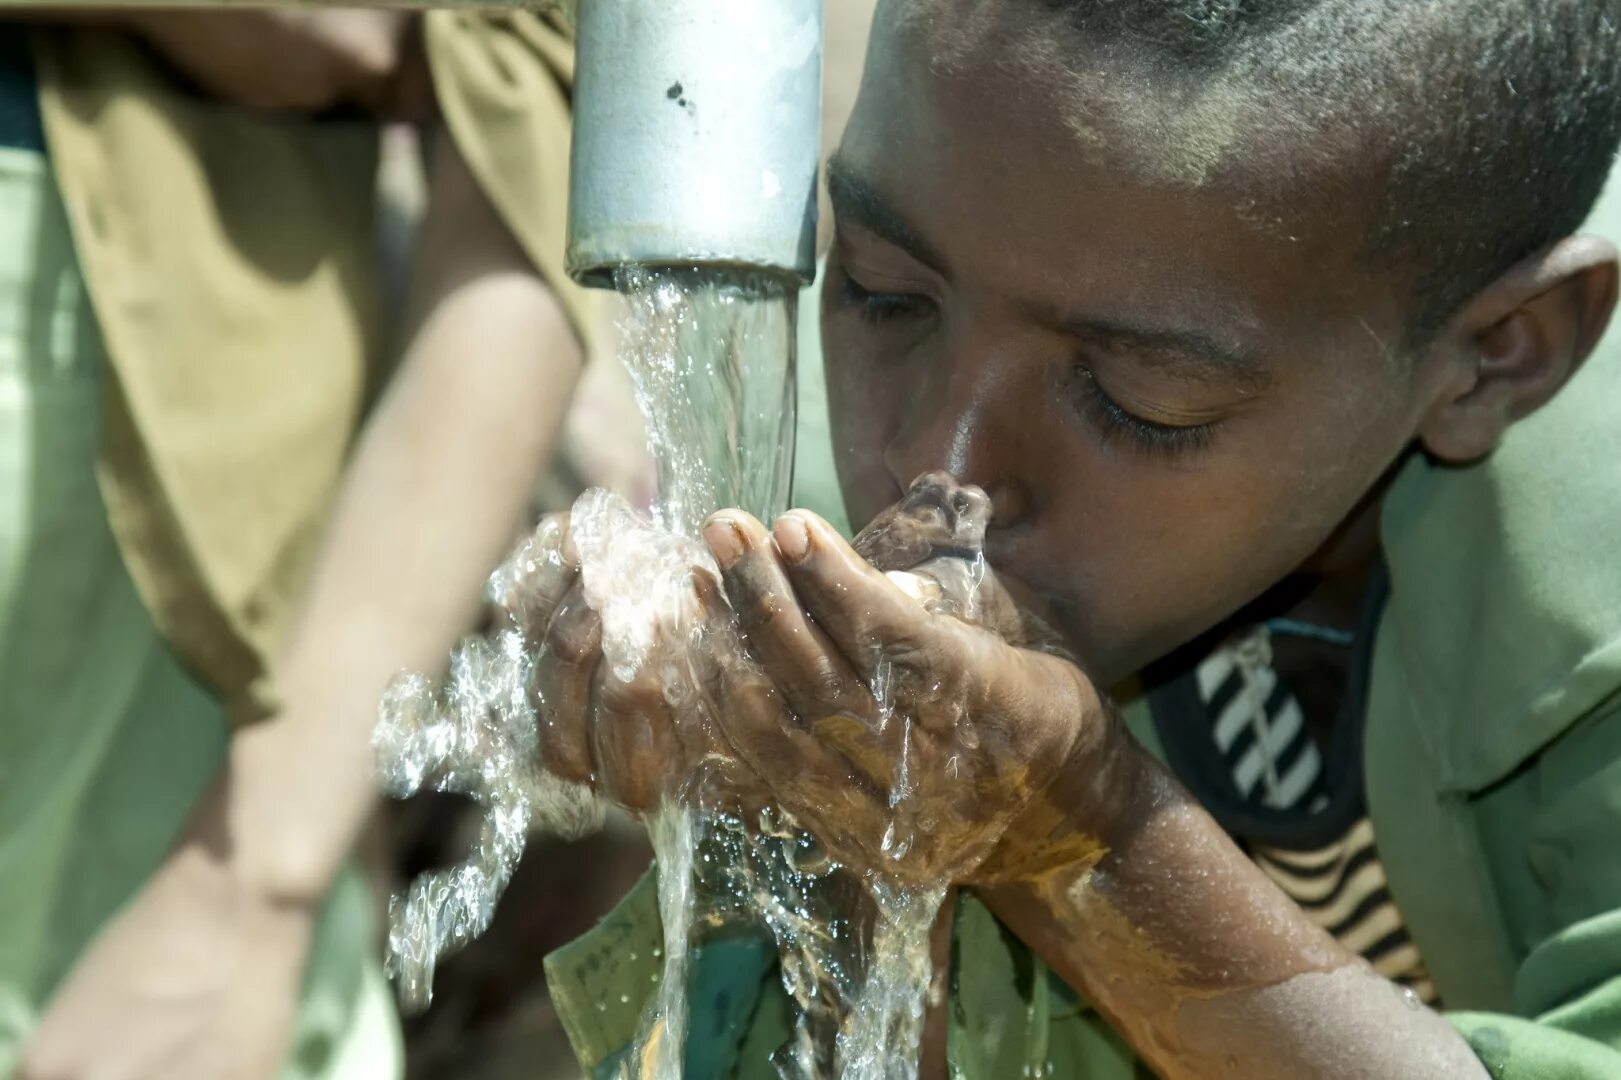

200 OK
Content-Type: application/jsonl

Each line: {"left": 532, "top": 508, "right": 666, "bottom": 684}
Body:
{"left": 376, "top": 266, "right": 950, "bottom": 1077}
{"left": 584, "top": 268, "right": 800, "bottom": 1079}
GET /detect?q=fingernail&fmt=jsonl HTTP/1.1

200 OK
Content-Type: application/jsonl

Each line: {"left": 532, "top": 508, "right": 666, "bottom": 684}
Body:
{"left": 704, "top": 517, "right": 746, "bottom": 569}
{"left": 689, "top": 567, "right": 720, "bottom": 604}
{"left": 774, "top": 514, "right": 811, "bottom": 563}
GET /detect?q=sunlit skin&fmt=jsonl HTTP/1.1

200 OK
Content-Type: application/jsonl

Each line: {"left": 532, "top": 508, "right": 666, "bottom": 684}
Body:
{"left": 821, "top": 16, "right": 1450, "bottom": 689}
{"left": 513, "top": 2, "right": 1615, "bottom": 1075}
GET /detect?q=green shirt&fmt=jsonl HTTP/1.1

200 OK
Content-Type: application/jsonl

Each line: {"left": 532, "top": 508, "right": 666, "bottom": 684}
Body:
{"left": 544, "top": 177, "right": 1621, "bottom": 1078}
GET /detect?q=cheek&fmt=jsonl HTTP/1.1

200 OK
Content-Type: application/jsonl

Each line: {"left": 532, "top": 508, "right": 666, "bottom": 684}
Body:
{"left": 1036, "top": 391, "right": 1411, "bottom": 675}
{"left": 821, "top": 310, "right": 907, "bottom": 522}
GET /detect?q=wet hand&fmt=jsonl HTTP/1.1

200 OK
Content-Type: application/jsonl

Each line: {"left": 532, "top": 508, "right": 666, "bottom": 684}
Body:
{"left": 492, "top": 512, "right": 735, "bottom": 814}
{"left": 699, "top": 508, "right": 1116, "bottom": 887}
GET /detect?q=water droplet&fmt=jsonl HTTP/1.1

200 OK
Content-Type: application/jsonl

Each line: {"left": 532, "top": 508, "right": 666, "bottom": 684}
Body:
{"left": 620, "top": 993, "right": 631, "bottom": 1005}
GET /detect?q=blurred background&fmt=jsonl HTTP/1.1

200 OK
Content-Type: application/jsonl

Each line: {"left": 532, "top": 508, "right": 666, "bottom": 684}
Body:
{"left": 0, "top": 3, "right": 874, "bottom": 1078}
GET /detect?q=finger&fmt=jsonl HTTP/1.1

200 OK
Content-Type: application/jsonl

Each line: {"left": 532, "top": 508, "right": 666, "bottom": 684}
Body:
{"left": 689, "top": 577, "right": 872, "bottom": 792}
{"left": 702, "top": 511, "right": 874, "bottom": 727}
{"left": 491, "top": 513, "right": 579, "bottom": 640}
{"left": 685, "top": 569, "right": 754, "bottom": 762}
{"left": 771, "top": 510, "right": 940, "bottom": 675}
{"left": 711, "top": 511, "right": 956, "bottom": 773}
{"left": 711, "top": 651, "right": 885, "bottom": 804}
{"left": 591, "top": 670, "right": 676, "bottom": 814}
{"left": 585, "top": 567, "right": 712, "bottom": 813}
{"left": 535, "top": 580, "right": 599, "bottom": 785}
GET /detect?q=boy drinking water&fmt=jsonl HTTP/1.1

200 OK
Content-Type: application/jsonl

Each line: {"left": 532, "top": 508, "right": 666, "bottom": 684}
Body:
{"left": 518, "top": 0, "right": 1621, "bottom": 1075}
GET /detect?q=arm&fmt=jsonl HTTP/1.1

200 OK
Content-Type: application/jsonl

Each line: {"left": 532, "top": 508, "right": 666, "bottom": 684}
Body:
{"left": 2, "top": 8, "right": 417, "bottom": 114}
{"left": 122, "top": 9, "right": 412, "bottom": 113}
{"left": 232, "top": 127, "right": 585, "bottom": 907}
{"left": 19, "top": 131, "right": 584, "bottom": 1079}
{"left": 980, "top": 732, "right": 1490, "bottom": 1080}
{"left": 705, "top": 507, "right": 1488, "bottom": 1077}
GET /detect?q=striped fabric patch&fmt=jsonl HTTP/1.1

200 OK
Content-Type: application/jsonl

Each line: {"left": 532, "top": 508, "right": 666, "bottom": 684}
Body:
{"left": 1195, "top": 637, "right": 1440, "bottom": 1005}
{"left": 1197, "top": 648, "right": 1330, "bottom": 813}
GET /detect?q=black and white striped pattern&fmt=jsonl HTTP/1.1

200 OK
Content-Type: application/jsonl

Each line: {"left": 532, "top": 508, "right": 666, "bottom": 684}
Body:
{"left": 1197, "top": 648, "right": 1330, "bottom": 812}
{"left": 1251, "top": 824, "right": 1440, "bottom": 1004}
{"left": 1195, "top": 635, "right": 1440, "bottom": 1006}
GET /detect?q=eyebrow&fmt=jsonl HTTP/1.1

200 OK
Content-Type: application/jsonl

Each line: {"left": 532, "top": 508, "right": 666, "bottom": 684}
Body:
{"left": 827, "top": 154, "right": 1265, "bottom": 384}
{"left": 1043, "top": 310, "right": 1270, "bottom": 385}
{"left": 826, "top": 153, "right": 951, "bottom": 275}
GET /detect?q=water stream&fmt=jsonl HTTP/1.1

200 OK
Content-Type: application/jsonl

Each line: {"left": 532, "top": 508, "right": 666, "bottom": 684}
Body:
{"left": 584, "top": 267, "right": 799, "bottom": 1079}
{"left": 375, "top": 266, "right": 948, "bottom": 1078}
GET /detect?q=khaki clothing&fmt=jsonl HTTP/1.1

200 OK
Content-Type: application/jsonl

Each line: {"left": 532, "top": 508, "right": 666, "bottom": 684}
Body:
{"left": 33, "top": 11, "right": 600, "bottom": 721}
{"left": 35, "top": 29, "right": 383, "bottom": 722}
{"left": 4, "top": 14, "right": 591, "bottom": 1077}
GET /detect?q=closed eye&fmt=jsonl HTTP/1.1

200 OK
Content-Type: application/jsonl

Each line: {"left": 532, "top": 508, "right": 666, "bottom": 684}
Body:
{"left": 835, "top": 266, "right": 936, "bottom": 323}
{"left": 1071, "top": 365, "right": 1217, "bottom": 457}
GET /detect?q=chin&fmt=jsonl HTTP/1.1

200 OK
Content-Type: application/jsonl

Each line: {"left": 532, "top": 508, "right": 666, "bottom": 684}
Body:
{"left": 1049, "top": 609, "right": 1172, "bottom": 692}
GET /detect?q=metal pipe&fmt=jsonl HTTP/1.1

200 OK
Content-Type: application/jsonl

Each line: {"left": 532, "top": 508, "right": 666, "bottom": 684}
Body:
{"left": 566, "top": 0, "right": 823, "bottom": 289}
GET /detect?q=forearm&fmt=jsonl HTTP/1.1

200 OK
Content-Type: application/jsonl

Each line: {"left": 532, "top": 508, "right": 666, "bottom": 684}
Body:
{"left": 199, "top": 132, "right": 585, "bottom": 905}
{"left": 3, "top": 8, "right": 412, "bottom": 114}
{"left": 981, "top": 731, "right": 1487, "bottom": 1079}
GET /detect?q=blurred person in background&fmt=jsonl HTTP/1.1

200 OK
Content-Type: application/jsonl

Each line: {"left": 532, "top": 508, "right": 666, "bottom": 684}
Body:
{"left": 0, "top": 7, "right": 601, "bottom": 1079}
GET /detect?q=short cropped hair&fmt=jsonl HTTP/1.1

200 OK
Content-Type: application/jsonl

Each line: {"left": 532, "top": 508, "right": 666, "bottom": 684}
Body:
{"left": 919, "top": 1, "right": 1621, "bottom": 343}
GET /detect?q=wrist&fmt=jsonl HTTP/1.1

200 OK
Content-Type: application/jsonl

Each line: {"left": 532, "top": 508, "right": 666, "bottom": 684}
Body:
{"left": 157, "top": 812, "right": 323, "bottom": 947}
{"left": 181, "top": 722, "right": 346, "bottom": 911}
{"left": 973, "top": 676, "right": 1157, "bottom": 886}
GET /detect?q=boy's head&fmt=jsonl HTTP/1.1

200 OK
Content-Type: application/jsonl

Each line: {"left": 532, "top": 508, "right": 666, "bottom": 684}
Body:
{"left": 821, "top": 0, "right": 1621, "bottom": 684}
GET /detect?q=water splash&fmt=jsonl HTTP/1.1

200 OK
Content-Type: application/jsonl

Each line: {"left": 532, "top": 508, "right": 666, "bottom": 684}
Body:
{"left": 375, "top": 265, "right": 962, "bottom": 1077}
{"left": 838, "top": 882, "right": 947, "bottom": 1080}
{"left": 371, "top": 265, "right": 799, "bottom": 1044}
{"left": 643, "top": 804, "right": 697, "bottom": 1079}
{"left": 372, "top": 618, "right": 602, "bottom": 1010}
{"left": 567, "top": 487, "right": 952, "bottom": 1080}
{"left": 611, "top": 267, "right": 796, "bottom": 536}
{"left": 707, "top": 807, "right": 861, "bottom": 1080}
{"left": 593, "top": 267, "right": 799, "bottom": 1076}
{"left": 836, "top": 657, "right": 946, "bottom": 1080}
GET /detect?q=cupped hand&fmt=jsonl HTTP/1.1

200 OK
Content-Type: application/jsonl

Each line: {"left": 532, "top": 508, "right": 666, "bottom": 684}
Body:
{"left": 697, "top": 507, "right": 1114, "bottom": 887}
{"left": 490, "top": 511, "right": 740, "bottom": 815}
{"left": 501, "top": 491, "right": 1123, "bottom": 888}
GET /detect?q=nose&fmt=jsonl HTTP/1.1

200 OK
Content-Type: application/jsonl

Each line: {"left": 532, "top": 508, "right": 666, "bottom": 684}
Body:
{"left": 882, "top": 352, "right": 1035, "bottom": 530}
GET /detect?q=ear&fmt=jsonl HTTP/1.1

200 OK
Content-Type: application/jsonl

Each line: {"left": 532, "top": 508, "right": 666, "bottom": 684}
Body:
{"left": 1417, "top": 234, "right": 1618, "bottom": 464}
